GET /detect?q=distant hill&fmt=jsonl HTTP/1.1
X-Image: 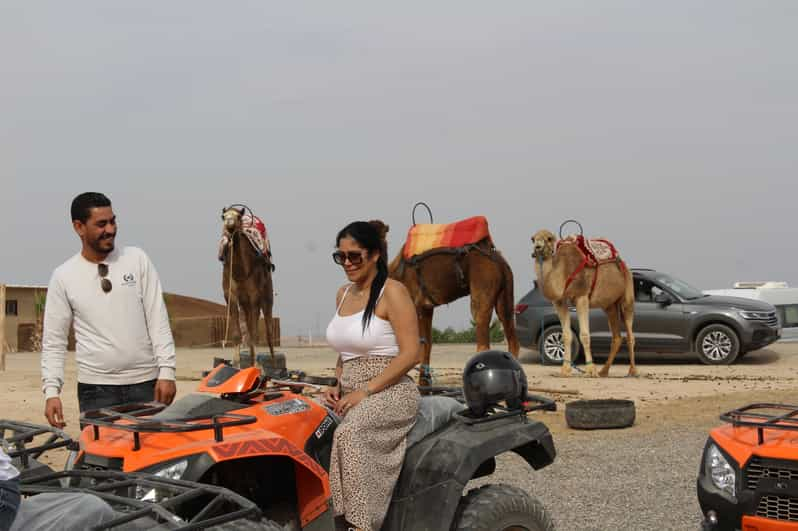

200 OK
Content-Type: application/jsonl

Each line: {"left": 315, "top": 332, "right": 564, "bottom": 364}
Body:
{"left": 163, "top": 293, "right": 226, "bottom": 319}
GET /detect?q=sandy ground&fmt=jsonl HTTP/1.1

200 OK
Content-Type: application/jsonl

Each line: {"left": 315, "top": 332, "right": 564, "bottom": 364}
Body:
{"left": 4, "top": 342, "right": 798, "bottom": 529}
{"left": 3, "top": 341, "right": 796, "bottom": 434}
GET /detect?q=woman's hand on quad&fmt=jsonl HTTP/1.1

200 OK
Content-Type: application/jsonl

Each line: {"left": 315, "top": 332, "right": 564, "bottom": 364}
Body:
{"left": 334, "top": 389, "right": 367, "bottom": 416}
{"left": 323, "top": 385, "right": 341, "bottom": 409}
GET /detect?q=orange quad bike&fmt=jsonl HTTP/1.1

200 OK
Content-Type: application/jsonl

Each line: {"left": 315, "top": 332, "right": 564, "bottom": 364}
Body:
{"left": 1, "top": 419, "right": 262, "bottom": 530}
{"left": 74, "top": 356, "right": 558, "bottom": 531}
{"left": 698, "top": 403, "right": 798, "bottom": 531}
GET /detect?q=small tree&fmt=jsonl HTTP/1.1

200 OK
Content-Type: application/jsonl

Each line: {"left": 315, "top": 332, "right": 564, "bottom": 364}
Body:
{"left": 31, "top": 291, "right": 46, "bottom": 352}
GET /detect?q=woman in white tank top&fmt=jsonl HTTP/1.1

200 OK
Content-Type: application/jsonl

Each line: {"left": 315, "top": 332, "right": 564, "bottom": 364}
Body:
{"left": 324, "top": 220, "right": 421, "bottom": 531}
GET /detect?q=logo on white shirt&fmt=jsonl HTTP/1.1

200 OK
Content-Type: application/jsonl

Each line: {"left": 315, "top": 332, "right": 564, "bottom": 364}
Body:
{"left": 122, "top": 273, "right": 136, "bottom": 286}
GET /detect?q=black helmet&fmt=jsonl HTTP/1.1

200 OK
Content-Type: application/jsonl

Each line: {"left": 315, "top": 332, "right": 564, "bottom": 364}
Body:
{"left": 462, "top": 350, "right": 528, "bottom": 416}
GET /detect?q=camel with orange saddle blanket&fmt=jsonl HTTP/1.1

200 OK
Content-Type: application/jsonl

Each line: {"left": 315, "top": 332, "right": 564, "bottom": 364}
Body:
{"left": 389, "top": 207, "right": 519, "bottom": 385}
{"left": 531, "top": 222, "right": 637, "bottom": 378}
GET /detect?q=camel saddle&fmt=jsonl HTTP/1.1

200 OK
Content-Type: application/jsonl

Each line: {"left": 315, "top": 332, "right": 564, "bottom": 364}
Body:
{"left": 403, "top": 216, "right": 491, "bottom": 259}
{"left": 218, "top": 214, "right": 275, "bottom": 271}
{"left": 399, "top": 216, "right": 495, "bottom": 306}
{"left": 556, "top": 235, "right": 626, "bottom": 297}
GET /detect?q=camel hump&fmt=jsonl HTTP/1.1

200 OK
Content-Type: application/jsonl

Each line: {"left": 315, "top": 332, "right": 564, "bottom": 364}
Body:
{"left": 403, "top": 216, "right": 490, "bottom": 259}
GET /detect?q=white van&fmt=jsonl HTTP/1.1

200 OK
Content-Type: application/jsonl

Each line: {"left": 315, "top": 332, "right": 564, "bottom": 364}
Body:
{"left": 704, "top": 281, "right": 798, "bottom": 341}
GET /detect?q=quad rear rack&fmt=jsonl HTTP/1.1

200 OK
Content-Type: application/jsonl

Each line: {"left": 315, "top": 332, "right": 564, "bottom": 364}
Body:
{"left": 0, "top": 419, "right": 78, "bottom": 471}
{"left": 81, "top": 402, "right": 257, "bottom": 450}
{"left": 720, "top": 403, "right": 798, "bottom": 445}
{"left": 419, "top": 386, "right": 557, "bottom": 425}
{"left": 19, "top": 469, "right": 261, "bottom": 531}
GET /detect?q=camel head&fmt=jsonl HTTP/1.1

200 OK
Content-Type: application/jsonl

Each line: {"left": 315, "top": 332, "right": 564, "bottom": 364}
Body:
{"left": 221, "top": 207, "right": 245, "bottom": 235}
{"left": 531, "top": 229, "right": 556, "bottom": 260}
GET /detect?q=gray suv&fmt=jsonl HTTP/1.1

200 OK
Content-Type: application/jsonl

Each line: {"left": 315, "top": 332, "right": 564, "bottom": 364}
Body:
{"left": 515, "top": 268, "right": 781, "bottom": 365}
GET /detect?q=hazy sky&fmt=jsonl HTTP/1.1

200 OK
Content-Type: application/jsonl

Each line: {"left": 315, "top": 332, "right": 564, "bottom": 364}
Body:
{"left": 2, "top": 2, "right": 796, "bottom": 338}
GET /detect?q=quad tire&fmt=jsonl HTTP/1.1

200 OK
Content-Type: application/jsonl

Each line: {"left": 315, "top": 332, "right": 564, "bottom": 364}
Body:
{"left": 565, "top": 399, "right": 636, "bottom": 430}
{"left": 452, "top": 484, "right": 554, "bottom": 531}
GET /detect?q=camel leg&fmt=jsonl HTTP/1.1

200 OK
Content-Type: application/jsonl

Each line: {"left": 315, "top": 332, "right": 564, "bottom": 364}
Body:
{"left": 260, "top": 299, "right": 275, "bottom": 357}
{"left": 599, "top": 303, "right": 623, "bottom": 377}
{"left": 471, "top": 294, "right": 493, "bottom": 353}
{"left": 223, "top": 290, "right": 243, "bottom": 366}
{"left": 417, "top": 307, "right": 434, "bottom": 386}
{"left": 223, "top": 291, "right": 241, "bottom": 344}
{"left": 242, "top": 302, "right": 259, "bottom": 369}
{"left": 575, "top": 296, "right": 597, "bottom": 377}
{"left": 552, "top": 301, "right": 573, "bottom": 377}
{"left": 495, "top": 294, "right": 520, "bottom": 358}
{"left": 622, "top": 300, "right": 638, "bottom": 377}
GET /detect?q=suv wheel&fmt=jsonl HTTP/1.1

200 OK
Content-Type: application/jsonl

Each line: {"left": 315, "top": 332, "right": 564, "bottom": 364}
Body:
{"left": 695, "top": 324, "right": 740, "bottom": 365}
{"left": 539, "top": 325, "right": 581, "bottom": 365}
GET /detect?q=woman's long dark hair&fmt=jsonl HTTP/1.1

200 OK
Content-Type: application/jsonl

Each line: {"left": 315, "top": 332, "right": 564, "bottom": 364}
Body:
{"left": 336, "top": 220, "right": 389, "bottom": 333}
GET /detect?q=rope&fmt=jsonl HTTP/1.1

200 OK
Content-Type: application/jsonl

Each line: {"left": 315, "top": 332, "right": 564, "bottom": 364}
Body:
{"left": 222, "top": 232, "right": 236, "bottom": 358}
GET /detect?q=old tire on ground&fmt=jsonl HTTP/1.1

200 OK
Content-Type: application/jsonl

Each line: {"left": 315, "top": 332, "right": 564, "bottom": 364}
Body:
{"left": 565, "top": 399, "right": 635, "bottom": 430}
{"left": 452, "top": 484, "right": 555, "bottom": 531}
{"left": 695, "top": 324, "right": 740, "bottom": 365}
{"left": 539, "top": 325, "right": 581, "bottom": 366}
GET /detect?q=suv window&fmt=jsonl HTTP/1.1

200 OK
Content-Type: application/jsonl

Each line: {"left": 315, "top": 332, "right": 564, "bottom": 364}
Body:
{"left": 634, "top": 279, "right": 666, "bottom": 303}
{"left": 650, "top": 273, "right": 704, "bottom": 300}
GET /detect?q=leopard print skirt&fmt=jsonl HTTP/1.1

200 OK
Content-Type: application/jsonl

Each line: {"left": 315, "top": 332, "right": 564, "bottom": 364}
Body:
{"left": 329, "top": 356, "right": 420, "bottom": 531}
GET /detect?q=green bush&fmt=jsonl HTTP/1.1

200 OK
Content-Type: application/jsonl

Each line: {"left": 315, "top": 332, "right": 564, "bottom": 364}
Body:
{"left": 431, "top": 319, "right": 505, "bottom": 343}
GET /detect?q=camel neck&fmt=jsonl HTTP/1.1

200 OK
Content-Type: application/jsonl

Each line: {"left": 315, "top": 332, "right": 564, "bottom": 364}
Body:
{"left": 229, "top": 231, "right": 257, "bottom": 280}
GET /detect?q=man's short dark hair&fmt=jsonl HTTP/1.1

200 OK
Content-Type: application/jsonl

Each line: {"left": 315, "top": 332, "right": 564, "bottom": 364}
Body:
{"left": 71, "top": 193, "right": 112, "bottom": 223}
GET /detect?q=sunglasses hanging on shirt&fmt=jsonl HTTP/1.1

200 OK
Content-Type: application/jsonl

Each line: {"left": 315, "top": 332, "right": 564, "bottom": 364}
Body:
{"left": 98, "top": 263, "right": 112, "bottom": 293}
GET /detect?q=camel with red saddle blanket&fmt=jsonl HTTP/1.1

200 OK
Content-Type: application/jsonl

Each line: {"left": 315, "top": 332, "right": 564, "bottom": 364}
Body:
{"left": 219, "top": 205, "right": 275, "bottom": 366}
{"left": 390, "top": 214, "right": 519, "bottom": 385}
{"left": 531, "top": 227, "right": 637, "bottom": 378}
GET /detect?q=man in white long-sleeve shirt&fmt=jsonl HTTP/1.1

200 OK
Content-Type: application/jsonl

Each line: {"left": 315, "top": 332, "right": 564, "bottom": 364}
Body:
{"left": 41, "top": 192, "right": 177, "bottom": 428}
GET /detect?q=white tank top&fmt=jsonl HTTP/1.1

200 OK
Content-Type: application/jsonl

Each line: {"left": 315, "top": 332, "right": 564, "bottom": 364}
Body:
{"left": 326, "top": 284, "right": 400, "bottom": 362}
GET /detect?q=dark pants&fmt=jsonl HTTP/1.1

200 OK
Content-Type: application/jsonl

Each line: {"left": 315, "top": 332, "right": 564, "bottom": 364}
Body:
{"left": 77, "top": 379, "right": 156, "bottom": 413}
{"left": 0, "top": 478, "right": 20, "bottom": 531}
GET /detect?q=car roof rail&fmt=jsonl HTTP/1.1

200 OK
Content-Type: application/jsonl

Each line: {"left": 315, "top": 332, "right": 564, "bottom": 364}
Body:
{"left": 733, "top": 281, "right": 789, "bottom": 289}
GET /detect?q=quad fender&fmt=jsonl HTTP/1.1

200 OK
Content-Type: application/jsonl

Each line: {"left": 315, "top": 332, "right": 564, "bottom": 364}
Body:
{"left": 383, "top": 416, "right": 555, "bottom": 531}
{"left": 160, "top": 431, "right": 331, "bottom": 528}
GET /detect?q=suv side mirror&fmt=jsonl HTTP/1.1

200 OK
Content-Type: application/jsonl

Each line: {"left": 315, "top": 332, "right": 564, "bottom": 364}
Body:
{"left": 654, "top": 292, "right": 673, "bottom": 306}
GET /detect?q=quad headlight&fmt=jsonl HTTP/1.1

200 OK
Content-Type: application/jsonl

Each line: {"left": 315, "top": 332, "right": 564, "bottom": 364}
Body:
{"left": 153, "top": 459, "right": 189, "bottom": 481}
{"left": 136, "top": 460, "right": 189, "bottom": 502}
{"left": 706, "top": 444, "right": 736, "bottom": 499}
